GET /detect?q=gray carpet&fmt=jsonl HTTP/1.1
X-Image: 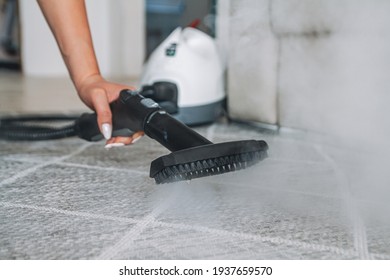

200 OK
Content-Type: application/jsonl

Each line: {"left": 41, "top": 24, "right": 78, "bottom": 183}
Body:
{"left": 1, "top": 122, "right": 389, "bottom": 259}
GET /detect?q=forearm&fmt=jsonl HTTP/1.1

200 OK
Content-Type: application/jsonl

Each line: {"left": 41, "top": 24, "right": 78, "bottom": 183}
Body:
{"left": 37, "top": 0, "right": 100, "bottom": 91}
{"left": 37, "top": 0, "right": 141, "bottom": 144}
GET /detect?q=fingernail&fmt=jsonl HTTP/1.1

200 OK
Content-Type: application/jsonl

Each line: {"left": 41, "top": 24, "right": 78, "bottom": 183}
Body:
{"left": 132, "top": 135, "right": 143, "bottom": 144}
{"left": 105, "top": 143, "right": 125, "bottom": 149}
{"left": 102, "top": 123, "right": 112, "bottom": 140}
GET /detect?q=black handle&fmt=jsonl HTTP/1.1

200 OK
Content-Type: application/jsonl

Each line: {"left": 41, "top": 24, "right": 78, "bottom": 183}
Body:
{"left": 75, "top": 89, "right": 160, "bottom": 141}
{"left": 144, "top": 111, "right": 212, "bottom": 151}
{"left": 74, "top": 89, "right": 212, "bottom": 151}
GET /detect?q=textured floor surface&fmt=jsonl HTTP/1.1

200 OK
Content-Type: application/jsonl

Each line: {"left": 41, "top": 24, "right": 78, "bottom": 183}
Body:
{"left": 1, "top": 71, "right": 390, "bottom": 259}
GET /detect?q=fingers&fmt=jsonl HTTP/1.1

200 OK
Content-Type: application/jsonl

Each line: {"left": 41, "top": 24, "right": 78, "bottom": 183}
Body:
{"left": 90, "top": 88, "right": 112, "bottom": 140}
{"left": 131, "top": 131, "right": 145, "bottom": 143}
{"left": 105, "top": 131, "right": 144, "bottom": 149}
{"left": 105, "top": 136, "right": 132, "bottom": 147}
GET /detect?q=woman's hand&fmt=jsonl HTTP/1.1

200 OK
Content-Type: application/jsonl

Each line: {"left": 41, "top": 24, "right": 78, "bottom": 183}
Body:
{"left": 37, "top": 0, "right": 143, "bottom": 148}
{"left": 77, "top": 74, "right": 144, "bottom": 148}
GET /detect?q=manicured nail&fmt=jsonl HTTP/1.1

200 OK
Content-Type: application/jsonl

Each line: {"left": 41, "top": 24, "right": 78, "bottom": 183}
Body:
{"left": 102, "top": 123, "right": 112, "bottom": 140}
{"left": 105, "top": 143, "right": 125, "bottom": 149}
{"left": 132, "top": 135, "right": 143, "bottom": 144}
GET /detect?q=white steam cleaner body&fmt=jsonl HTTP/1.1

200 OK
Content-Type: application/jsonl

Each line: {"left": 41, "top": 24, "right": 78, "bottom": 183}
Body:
{"left": 140, "top": 27, "right": 225, "bottom": 125}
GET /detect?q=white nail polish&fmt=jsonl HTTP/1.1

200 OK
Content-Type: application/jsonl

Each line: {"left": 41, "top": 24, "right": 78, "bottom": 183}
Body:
{"left": 132, "top": 135, "right": 143, "bottom": 144}
{"left": 102, "top": 123, "right": 112, "bottom": 140}
{"left": 105, "top": 143, "right": 125, "bottom": 149}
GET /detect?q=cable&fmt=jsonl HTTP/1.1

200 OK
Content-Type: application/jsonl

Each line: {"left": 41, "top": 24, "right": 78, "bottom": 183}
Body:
{"left": 0, "top": 115, "right": 78, "bottom": 140}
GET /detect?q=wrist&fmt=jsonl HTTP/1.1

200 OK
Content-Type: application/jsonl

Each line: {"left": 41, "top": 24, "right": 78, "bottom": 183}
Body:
{"left": 74, "top": 73, "right": 104, "bottom": 93}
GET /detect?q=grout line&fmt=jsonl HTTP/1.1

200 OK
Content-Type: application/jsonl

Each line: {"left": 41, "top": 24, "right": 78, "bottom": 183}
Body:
{"left": 0, "top": 143, "right": 92, "bottom": 187}
{"left": 2, "top": 156, "right": 44, "bottom": 163}
{"left": 0, "top": 201, "right": 138, "bottom": 223}
{"left": 96, "top": 214, "right": 158, "bottom": 260}
{"left": 315, "top": 145, "right": 370, "bottom": 259}
{"left": 151, "top": 220, "right": 358, "bottom": 259}
{"left": 1, "top": 156, "right": 149, "bottom": 176}
{"left": 57, "top": 161, "right": 149, "bottom": 176}
{"left": 95, "top": 188, "right": 182, "bottom": 260}
{"left": 202, "top": 177, "right": 341, "bottom": 200}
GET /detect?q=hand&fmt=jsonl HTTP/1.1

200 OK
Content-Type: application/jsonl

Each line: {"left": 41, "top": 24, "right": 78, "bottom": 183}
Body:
{"left": 37, "top": 0, "right": 143, "bottom": 147}
{"left": 77, "top": 74, "right": 144, "bottom": 147}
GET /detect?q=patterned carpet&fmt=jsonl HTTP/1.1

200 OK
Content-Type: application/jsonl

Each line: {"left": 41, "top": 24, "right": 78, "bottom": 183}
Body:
{"left": 1, "top": 122, "right": 389, "bottom": 259}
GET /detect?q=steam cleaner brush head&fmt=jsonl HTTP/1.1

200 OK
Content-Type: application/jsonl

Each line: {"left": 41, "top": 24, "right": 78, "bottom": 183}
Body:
{"left": 150, "top": 140, "right": 268, "bottom": 184}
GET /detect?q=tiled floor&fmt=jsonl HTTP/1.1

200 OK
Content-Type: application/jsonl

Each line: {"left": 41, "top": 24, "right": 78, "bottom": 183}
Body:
{"left": 1, "top": 71, "right": 389, "bottom": 259}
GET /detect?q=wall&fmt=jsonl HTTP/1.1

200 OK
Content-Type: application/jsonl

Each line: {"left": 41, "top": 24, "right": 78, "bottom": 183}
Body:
{"left": 19, "top": 0, "right": 145, "bottom": 78}
{"left": 227, "top": 0, "right": 278, "bottom": 125}
{"left": 226, "top": 0, "right": 390, "bottom": 147}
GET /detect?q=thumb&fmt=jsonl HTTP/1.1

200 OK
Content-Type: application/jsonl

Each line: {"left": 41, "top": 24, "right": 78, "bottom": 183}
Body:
{"left": 92, "top": 90, "right": 113, "bottom": 140}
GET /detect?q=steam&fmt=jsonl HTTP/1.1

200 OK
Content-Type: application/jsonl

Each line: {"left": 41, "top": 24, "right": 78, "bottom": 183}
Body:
{"left": 148, "top": 1, "right": 390, "bottom": 258}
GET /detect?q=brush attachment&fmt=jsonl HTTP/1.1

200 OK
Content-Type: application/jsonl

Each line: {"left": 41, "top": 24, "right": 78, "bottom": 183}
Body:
{"left": 150, "top": 140, "right": 268, "bottom": 184}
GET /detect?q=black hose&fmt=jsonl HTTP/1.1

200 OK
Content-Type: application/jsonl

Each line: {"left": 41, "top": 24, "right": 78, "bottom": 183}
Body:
{"left": 0, "top": 115, "right": 78, "bottom": 141}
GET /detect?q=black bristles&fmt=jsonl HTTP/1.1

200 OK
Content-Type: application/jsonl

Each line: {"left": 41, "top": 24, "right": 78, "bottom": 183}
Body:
{"left": 154, "top": 153, "right": 261, "bottom": 183}
{"left": 151, "top": 141, "right": 268, "bottom": 184}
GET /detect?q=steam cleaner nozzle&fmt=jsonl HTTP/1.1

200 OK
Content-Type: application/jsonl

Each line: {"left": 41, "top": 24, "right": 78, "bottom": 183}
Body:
{"left": 75, "top": 89, "right": 268, "bottom": 184}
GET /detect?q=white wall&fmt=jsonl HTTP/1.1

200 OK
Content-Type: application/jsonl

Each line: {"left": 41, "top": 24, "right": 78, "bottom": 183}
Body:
{"left": 227, "top": 0, "right": 278, "bottom": 125}
{"left": 19, "top": 0, "right": 145, "bottom": 78}
{"left": 272, "top": 0, "right": 390, "bottom": 147}
{"left": 227, "top": 0, "right": 390, "bottom": 147}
